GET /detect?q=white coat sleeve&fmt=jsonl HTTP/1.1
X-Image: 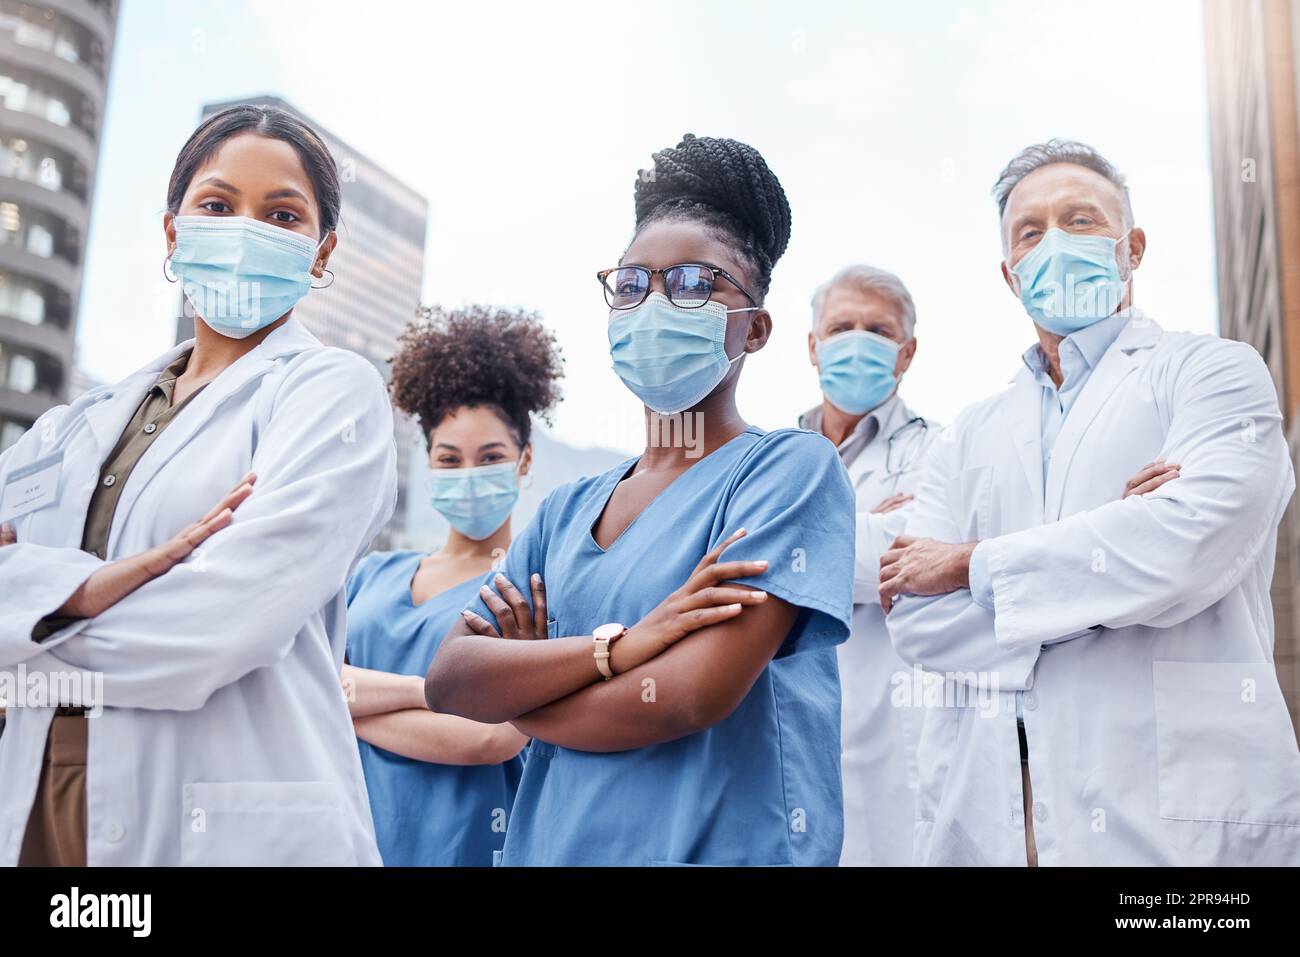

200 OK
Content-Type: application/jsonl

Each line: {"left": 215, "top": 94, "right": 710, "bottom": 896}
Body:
{"left": 980, "top": 339, "right": 1294, "bottom": 648}
{"left": 0, "top": 404, "right": 105, "bottom": 666}
{"left": 853, "top": 506, "right": 910, "bottom": 604}
{"left": 40, "top": 350, "right": 398, "bottom": 711}
{"left": 886, "top": 424, "right": 1041, "bottom": 690}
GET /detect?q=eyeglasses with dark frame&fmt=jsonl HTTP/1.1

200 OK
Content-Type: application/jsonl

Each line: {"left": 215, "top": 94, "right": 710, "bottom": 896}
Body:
{"left": 597, "top": 263, "right": 760, "bottom": 311}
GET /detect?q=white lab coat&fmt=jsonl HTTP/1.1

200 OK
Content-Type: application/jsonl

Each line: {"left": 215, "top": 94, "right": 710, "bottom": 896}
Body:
{"left": 888, "top": 314, "right": 1300, "bottom": 866}
{"left": 0, "top": 318, "right": 396, "bottom": 866}
{"left": 818, "top": 395, "right": 937, "bottom": 867}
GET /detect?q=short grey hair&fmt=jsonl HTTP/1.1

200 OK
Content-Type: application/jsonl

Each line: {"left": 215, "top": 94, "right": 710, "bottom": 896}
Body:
{"left": 810, "top": 264, "right": 916, "bottom": 338}
{"left": 993, "top": 139, "right": 1134, "bottom": 230}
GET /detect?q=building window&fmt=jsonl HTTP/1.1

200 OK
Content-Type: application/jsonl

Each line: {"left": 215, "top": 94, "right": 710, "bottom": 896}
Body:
{"left": 0, "top": 73, "right": 72, "bottom": 128}
{"left": 0, "top": 417, "right": 29, "bottom": 452}
{"left": 1, "top": 351, "right": 37, "bottom": 392}
{"left": 0, "top": 4, "right": 93, "bottom": 67}
{"left": 0, "top": 135, "right": 66, "bottom": 192}
{"left": 0, "top": 272, "right": 47, "bottom": 324}
{"left": 0, "top": 203, "right": 60, "bottom": 259}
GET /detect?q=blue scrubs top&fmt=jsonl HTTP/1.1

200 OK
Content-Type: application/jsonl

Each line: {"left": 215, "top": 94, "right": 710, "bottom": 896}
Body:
{"left": 346, "top": 551, "right": 523, "bottom": 866}
{"left": 466, "top": 427, "right": 855, "bottom": 866}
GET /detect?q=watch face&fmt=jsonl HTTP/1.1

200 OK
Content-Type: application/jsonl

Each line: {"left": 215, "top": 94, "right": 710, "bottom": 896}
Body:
{"left": 593, "top": 622, "right": 625, "bottom": 641}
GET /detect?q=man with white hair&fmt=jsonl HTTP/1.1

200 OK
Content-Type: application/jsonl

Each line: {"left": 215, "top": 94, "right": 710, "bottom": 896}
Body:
{"left": 800, "top": 264, "right": 937, "bottom": 866}
{"left": 881, "top": 139, "right": 1300, "bottom": 866}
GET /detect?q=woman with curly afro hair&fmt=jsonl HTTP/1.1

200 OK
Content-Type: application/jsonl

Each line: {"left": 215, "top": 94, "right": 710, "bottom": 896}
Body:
{"left": 341, "top": 304, "right": 562, "bottom": 866}
{"left": 427, "top": 135, "right": 856, "bottom": 866}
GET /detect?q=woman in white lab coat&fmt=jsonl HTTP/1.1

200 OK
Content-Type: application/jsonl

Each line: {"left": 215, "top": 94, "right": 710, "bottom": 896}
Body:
{"left": 0, "top": 105, "right": 396, "bottom": 865}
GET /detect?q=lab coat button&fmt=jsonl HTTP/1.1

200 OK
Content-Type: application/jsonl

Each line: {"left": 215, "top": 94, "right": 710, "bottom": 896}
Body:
{"left": 102, "top": 475, "right": 116, "bottom": 487}
{"left": 104, "top": 820, "right": 125, "bottom": 843}
{"left": 143, "top": 423, "right": 157, "bottom": 434}
{"left": 1032, "top": 802, "right": 1047, "bottom": 823}
{"left": 1022, "top": 692, "right": 1038, "bottom": 710}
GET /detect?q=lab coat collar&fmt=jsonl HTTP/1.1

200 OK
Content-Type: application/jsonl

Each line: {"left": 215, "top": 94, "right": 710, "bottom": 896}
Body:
{"left": 1005, "top": 311, "right": 1163, "bottom": 520}
{"left": 1042, "top": 310, "right": 1163, "bottom": 519}
{"left": 80, "top": 318, "right": 320, "bottom": 464}
{"left": 1019, "top": 306, "right": 1132, "bottom": 384}
{"left": 1004, "top": 373, "right": 1046, "bottom": 516}
{"left": 799, "top": 393, "right": 912, "bottom": 472}
{"left": 89, "top": 318, "right": 325, "bottom": 555}
{"left": 848, "top": 393, "right": 919, "bottom": 479}
{"left": 1008, "top": 308, "right": 1162, "bottom": 388}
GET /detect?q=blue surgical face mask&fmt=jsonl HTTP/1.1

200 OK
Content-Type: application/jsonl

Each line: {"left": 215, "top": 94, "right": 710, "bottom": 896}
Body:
{"left": 170, "top": 215, "right": 326, "bottom": 339}
{"left": 1010, "top": 227, "right": 1130, "bottom": 335}
{"left": 608, "top": 291, "right": 756, "bottom": 415}
{"left": 427, "top": 461, "right": 520, "bottom": 541}
{"left": 815, "top": 329, "right": 902, "bottom": 415}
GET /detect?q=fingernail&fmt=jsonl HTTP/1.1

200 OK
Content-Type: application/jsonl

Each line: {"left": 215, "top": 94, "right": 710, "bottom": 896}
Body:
{"left": 753, "top": 591, "right": 768, "bottom": 600}
{"left": 479, "top": 585, "right": 491, "bottom": 594}
{"left": 727, "top": 603, "right": 742, "bottom": 611}
{"left": 756, "top": 560, "right": 769, "bottom": 568}
{"left": 531, "top": 573, "right": 541, "bottom": 584}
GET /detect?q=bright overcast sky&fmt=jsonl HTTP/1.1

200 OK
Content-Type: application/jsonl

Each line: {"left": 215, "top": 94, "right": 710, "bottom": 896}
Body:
{"left": 77, "top": 0, "right": 1215, "bottom": 454}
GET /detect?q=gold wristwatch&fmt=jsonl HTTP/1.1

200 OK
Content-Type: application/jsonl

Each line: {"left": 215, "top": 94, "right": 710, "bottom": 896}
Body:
{"left": 592, "top": 622, "right": 627, "bottom": 680}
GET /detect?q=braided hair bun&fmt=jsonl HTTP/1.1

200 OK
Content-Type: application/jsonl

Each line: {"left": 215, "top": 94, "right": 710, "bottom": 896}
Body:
{"left": 389, "top": 305, "right": 564, "bottom": 448}
{"left": 633, "top": 133, "right": 792, "bottom": 298}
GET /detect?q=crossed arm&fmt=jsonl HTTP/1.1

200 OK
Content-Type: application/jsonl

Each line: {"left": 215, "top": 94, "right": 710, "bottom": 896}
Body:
{"left": 342, "top": 663, "right": 527, "bottom": 766}
{"left": 425, "top": 529, "right": 796, "bottom": 752}
{"left": 882, "top": 340, "right": 1288, "bottom": 656}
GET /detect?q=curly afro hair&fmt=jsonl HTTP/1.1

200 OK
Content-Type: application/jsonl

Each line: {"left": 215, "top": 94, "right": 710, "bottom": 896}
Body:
{"left": 632, "top": 133, "right": 792, "bottom": 300}
{"left": 389, "top": 305, "right": 564, "bottom": 448}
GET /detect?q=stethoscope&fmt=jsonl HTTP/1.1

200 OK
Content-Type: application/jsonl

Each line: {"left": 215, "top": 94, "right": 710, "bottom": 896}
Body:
{"left": 854, "top": 416, "right": 929, "bottom": 492}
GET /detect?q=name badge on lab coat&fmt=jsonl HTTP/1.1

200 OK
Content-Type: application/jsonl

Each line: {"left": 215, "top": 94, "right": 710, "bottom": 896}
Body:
{"left": 0, "top": 450, "right": 63, "bottom": 524}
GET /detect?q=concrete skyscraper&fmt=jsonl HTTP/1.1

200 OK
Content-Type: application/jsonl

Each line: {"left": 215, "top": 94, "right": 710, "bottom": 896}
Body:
{"left": 0, "top": 0, "right": 118, "bottom": 451}
{"left": 1204, "top": 0, "right": 1300, "bottom": 731}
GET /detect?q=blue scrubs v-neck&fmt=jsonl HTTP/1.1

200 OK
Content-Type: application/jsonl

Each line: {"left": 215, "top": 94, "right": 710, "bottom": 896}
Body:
{"left": 467, "top": 426, "right": 856, "bottom": 866}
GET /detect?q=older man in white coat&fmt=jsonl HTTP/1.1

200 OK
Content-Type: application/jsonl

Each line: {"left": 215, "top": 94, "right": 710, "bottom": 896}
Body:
{"left": 799, "top": 265, "right": 937, "bottom": 866}
{"left": 881, "top": 139, "right": 1300, "bottom": 866}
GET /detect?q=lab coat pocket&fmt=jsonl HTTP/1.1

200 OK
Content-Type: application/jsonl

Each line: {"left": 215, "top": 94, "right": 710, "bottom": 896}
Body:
{"left": 182, "top": 781, "right": 358, "bottom": 866}
{"left": 1152, "top": 661, "right": 1300, "bottom": 826}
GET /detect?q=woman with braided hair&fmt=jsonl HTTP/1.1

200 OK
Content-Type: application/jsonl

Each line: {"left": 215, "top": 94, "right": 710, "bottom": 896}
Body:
{"left": 427, "top": 134, "right": 855, "bottom": 866}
